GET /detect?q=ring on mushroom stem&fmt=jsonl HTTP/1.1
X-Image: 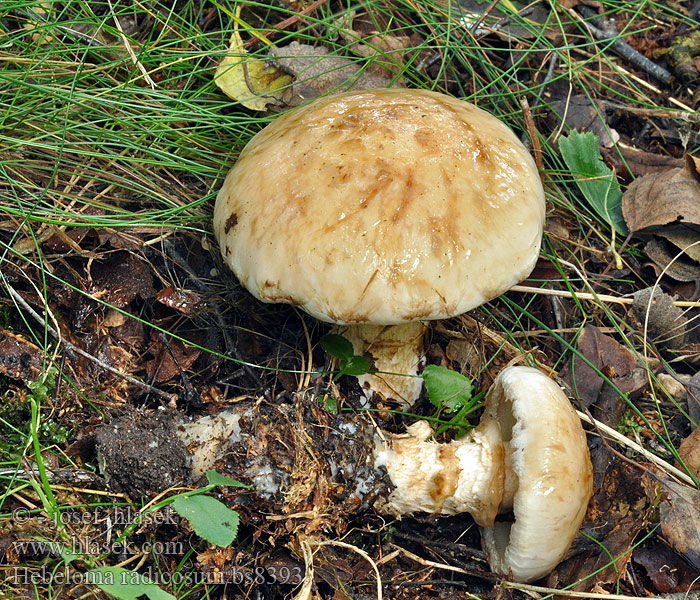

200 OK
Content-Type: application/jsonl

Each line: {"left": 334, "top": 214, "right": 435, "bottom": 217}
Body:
{"left": 213, "top": 88, "right": 546, "bottom": 407}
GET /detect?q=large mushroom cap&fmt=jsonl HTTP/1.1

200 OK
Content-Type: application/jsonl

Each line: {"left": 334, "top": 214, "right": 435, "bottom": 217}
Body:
{"left": 480, "top": 366, "right": 593, "bottom": 582}
{"left": 214, "top": 88, "right": 545, "bottom": 325}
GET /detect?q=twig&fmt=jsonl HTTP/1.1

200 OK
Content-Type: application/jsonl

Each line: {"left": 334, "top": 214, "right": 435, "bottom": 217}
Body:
{"left": 533, "top": 53, "right": 559, "bottom": 105}
{"left": 467, "top": 0, "right": 500, "bottom": 36}
{"left": 575, "top": 6, "right": 673, "bottom": 85}
{"left": 4, "top": 281, "right": 176, "bottom": 402}
{"left": 504, "top": 581, "right": 699, "bottom": 600}
{"left": 510, "top": 284, "right": 700, "bottom": 308}
{"left": 576, "top": 410, "right": 695, "bottom": 486}
{"left": 388, "top": 544, "right": 492, "bottom": 580}
{"left": 601, "top": 101, "right": 700, "bottom": 123}
{"left": 106, "top": 0, "right": 157, "bottom": 89}
{"left": 243, "top": 0, "right": 330, "bottom": 49}
{"left": 519, "top": 96, "right": 543, "bottom": 181}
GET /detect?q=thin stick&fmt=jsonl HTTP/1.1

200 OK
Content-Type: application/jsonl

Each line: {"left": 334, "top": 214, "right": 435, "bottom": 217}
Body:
{"left": 504, "top": 580, "right": 689, "bottom": 600}
{"left": 519, "top": 96, "right": 544, "bottom": 181}
{"left": 510, "top": 285, "right": 700, "bottom": 308}
{"left": 575, "top": 6, "right": 672, "bottom": 85}
{"left": 106, "top": 0, "right": 156, "bottom": 89}
{"left": 576, "top": 410, "right": 695, "bottom": 486}
{"left": 389, "top": 544, "right": 492, "bottom": 580}
{"left": 243, "top": 0, "right": 330, "bottom": 49}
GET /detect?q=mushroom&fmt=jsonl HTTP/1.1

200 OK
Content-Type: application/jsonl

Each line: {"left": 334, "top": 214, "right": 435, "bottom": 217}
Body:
{"left": 213, "top": 88, "right": 545, "bottom": 406}
{"left": 97, "top": 365, "right": 592, "bottom": 582}
{"left": 376, "top": 365, "right": 593, "bottom": 582}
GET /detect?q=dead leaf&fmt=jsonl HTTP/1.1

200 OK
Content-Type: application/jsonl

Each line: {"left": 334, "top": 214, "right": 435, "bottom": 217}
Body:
{"left": 155, "top": 286, "right": 201, "bottom": 314}
{"left": 196, "top": 546, "right": 234, "bottom": 571}
{"left": 605, "top": 145, "right": 684, "bottom": 180}
{"left": 678, "top": 426, "right": 700, "bottom": 479}
{"left": 103, "top": 308, "right": 128, "bottom": 328}
{"left": 644, "top": 236, "right": 700, "bottom": 282}
{"left": 688, "top": 372, "right": 700, "bottom": 423}
{"left": 565, "top": 325, "right": 638, "bottom": 407}
{"left": 633, "top": 539, "right": 700, "bottom": 593}
{"left": 622, "top": 154, "right": 700, "bottom": 233}
{"left": 0, "top": 330, "right": 44, "bottom": 381}
{"left": 658, "top": 224, "right": 700, "bottom": 262}
{"left": 620, "top": 146, "right": 685, "bottom": 176}
{"left": 335, "top": 12, "right": 414, "bottom": 80}
{"left": 215, "top": 31, "right": 292, "bottom": 111}
{"left": 23, "top": 2, "right": 55, "bottom": 44}
{"left": 145, "top": 338, "right": 200, "bottom": 383}
{"left": 445, "top": 339, "right": 481, "bottom": 376}
{"left": 549, "top": 94, "right": 619, "bottom": 147}
{"left": 92, "top": 251, "right": 155, "bottom": 308}
{"left": 658, "top": 477, "right": 700, "bottom": 572}
{"left": 269, "top": 42, "right": 398, "bottom": 107}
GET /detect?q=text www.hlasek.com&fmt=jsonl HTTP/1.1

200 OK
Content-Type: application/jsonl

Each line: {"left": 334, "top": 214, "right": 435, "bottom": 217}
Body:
{"left": 12, "top": 538, "right": 183, "bottom": 556}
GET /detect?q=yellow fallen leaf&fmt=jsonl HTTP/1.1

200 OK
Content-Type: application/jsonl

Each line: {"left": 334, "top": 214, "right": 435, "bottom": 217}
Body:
{"left": 214, "top": 30, "right": 292, "bottom": 111}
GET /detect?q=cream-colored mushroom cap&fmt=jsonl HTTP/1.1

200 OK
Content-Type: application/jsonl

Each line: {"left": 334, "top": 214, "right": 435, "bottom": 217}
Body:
{"left": 480, "top": 366, "right": 593, "bottom": 582}
{"left": 213, "top": 88, "right": 545, "bottom": 325}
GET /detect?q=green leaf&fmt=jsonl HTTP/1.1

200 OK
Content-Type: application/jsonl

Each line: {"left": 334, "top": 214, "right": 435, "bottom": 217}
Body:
{"left": 423, "top": 365, "right": 473, "bottom": 411}
{"left": 338, "top": 355, "right": 372, "bottom": 376}
{"left": 171, "top": 495, "right": 239, "bottom": 547}
{"left": 86, "top": 567, "right": 175, "bottom": 600}
{"left": 320, "top": 333, "right": 372, "bottom": 378}
{"left": 322, "top": 395, "right": 338, "bottom": 414}
{"left": 320, "top": 333, "right": 355, "bottom": 360}
{"left": 205, "top": 470, "right": 253, "bottom": 488}
{"left": 559, "top": 131, "right": 628, "bottom": 235}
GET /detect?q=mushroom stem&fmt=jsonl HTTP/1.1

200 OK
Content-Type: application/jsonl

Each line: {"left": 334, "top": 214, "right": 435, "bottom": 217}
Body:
{"left": 375, "top": 418, "right": 505, "bottom": 526}
{"left": 343, "top": 321, "right": 427, "bottom": 408}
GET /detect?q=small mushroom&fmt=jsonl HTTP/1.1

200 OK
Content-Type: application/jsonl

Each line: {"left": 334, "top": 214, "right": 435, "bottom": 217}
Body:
{"left": 376, "top": 366, "right": 593, "bottom": 582}
{"left": 213, "top": 88, "right": 545, "bottom": 406}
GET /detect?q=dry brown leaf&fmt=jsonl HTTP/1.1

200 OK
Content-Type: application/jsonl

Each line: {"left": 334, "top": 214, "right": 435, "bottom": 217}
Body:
{"left": 91, "top": 251, "right": 155, "bottom": 308}
{"left": 549, "top": 94, "right": 619, "bottom": 147}
{"left": 633, "top": 539, "right": 700, "bottom": 593}
{"left": 269, "top": 42, "right": 398, "bottom": 107}
{"left": 155, "top": 286, "right": 201, "bottom": 314}
{"left": 617, "top": 145, "right": 684, "bottom": 178}
{"left": 658, "top": 478, "right": 700, "bottom": 572}
{"left": 678, "top": 426, "right": 700, "bottom": 479}
{"left": 658, "top": 224, "right": 700, "bottom": 262}
{"left": 0, "top": 330, "right": 44, "bottom": 381}
{"left": 145, "top": 338, "right": 200, "bottom": 383}
{"left": 335, "top": 12, "right": 414, "bottom": 80}
{"left": 644, "top": 236, "right": 700, "bottom": 282}
{"left": 565, "top": 325, "right": 638, "bottom": 407}
{"left": 622, "top": 154, "right": 700, "bottom": 233}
